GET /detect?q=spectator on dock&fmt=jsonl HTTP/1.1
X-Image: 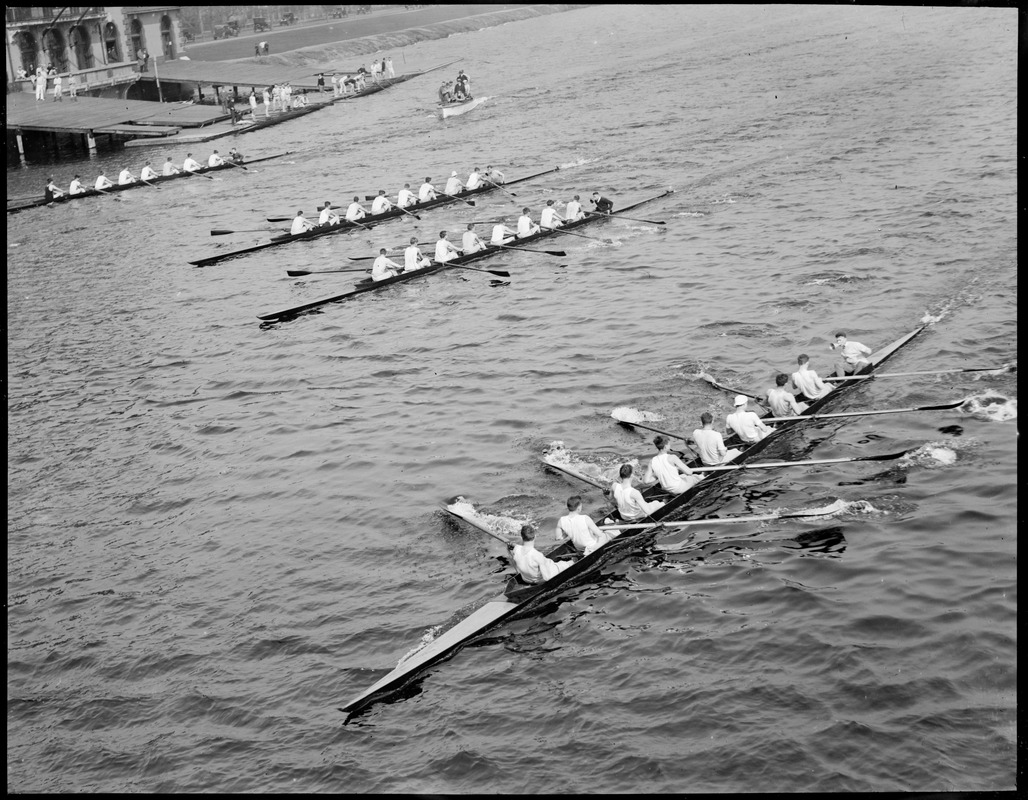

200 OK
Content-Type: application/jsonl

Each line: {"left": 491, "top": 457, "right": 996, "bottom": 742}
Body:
{"left": 262, "top": 86, "right": 272, "bottom": 117}
{"left": 162, "top": 157, "right": 180, "bottom": 176}
{"left": 249, "top": 89, "right": 258, "bottom": 117}
{"left": 67, "top": 72, "right": 78, "bottom": 100}
{"left": 69, "top": 175, "right": 86, "bottom": 195}
{"left": 51, "top": 73, "right": 63, "bottom": 101}
{"left": 317, "top": 73, "right": 326, "bottom": 93}
{"left": 183, "top": 153, "right": 203, "bottom": 173}
{"left": 385, "top": 57, "right": 395, "bottom": 79}
{"left": 94, "top": 171, "right": 113, "bottom": 190}
{"left": 34, "top": 66, "right": 46, "bottom": 101}
{"left": 118, "top": 167, "right": 137, "bottom": 185}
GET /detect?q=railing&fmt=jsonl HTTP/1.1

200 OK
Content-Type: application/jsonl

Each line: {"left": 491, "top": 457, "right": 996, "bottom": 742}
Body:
{"left": 10, "top": 62, "right": 140, "bottom": 95}
{"left": 6, "top": 8, "right": 105, "bottom": 25}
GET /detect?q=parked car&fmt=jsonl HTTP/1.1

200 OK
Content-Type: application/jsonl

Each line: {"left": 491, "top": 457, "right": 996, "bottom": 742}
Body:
{"left": 253, "top": 17, "right": 271, "bottom": 32}
{"left": 280, "top": 12, "right": 296, "bottom": 25}
{"left": 213, "top": 20, "right": 239, "bottom": 39}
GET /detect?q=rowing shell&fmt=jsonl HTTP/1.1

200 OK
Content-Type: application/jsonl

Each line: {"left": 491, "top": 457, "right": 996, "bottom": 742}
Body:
{"left": 331, "top": 59, "right": 462, "bottom": 103}
{"left": 338, "top": 325, "right": 927, "bottom": 716}
{"left": 190, "top": 165, "right": 561, "bottom": 268}
{"left": 257, "top": 188, "right": 674, "bottom": 322}
{"left": 6, "top": 152, "right": 294, "bottom": 214}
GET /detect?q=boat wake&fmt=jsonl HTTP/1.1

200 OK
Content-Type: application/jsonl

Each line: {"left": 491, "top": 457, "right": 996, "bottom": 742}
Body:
{"left": 542, "top": 441, "right": 638, "bottom": 483}
{"left": 961, "top": 392, "right": 1017, "bottom": 421}
{"left": 900, "top": 443, "right": 960, "bottom": 468}
{"left": 609, "top": 406, "right": 666, "bottom": 424}
{"left": 444, "top": 497, "right": 525, "bottom": 538}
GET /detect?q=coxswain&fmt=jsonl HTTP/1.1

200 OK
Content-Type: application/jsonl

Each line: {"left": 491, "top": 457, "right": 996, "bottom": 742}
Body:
{"left": 45, "top": 177, "right": 64, "bottom": 202}
{"left": 117, "top": 167, "right": 136, "bottom": 186}
{"left": 691, "top": 412, "right": 741, "bottom": 466}
{"left": 517, "top": 207, "right": 540, "bottom": 238}
{"left": 767, "top": 374, "right": 808, "bottom": 418}
{"left": 512, "top": 525, "right": 573, "bottom": 585}
{"left": 290, "top": 210, "right": 315, "bottom": 235}
{"left": 726, "top": 396, "right": 774, "bottom": 444}
{"left": 207, "top": 150, "right": 225, "bottom": 167}
{"left": 162, "top": 157, "right": 180, "bottom": 176}
{"left": 404, "top": 236, "right": 432, "bottom": 271}
{"left": 611, "top": 464, "right": 664, "bottom": 521}
{"left": 791, "top": 353, "right": 832, "bottom": 402}
{"left": 318, "top": 201, "right": 340, "bottom": 227}
{"left": 228, "top": 147, "right": 244, "bottom": 164}
{"left": 565, "top": 194, "right": 585, "bottom": 221}
{"left": 830, "top": 331, "right": 872, "bottom": 378}
{"left": 465, "top": 167, "right": 484, "bottom": 190}
{"left": 434, "top": 230, "right": 462, "bottom": 263}
{"left": 418, "top": 177, "right": 437, "bottom": 202}
{"left": 371, "top": 189, "right": 394, "bottom": 215}
{"left": 371, "top": 248, "right": 404, "bottom": 281}
{"left": 183, "top": 153, "right": 203, "bottom": 173}
{"left": 590, "top": 191, "right": 614, "bottom": 213}
{"left": 540, "top": 199, "right": 565, "bottom": 229}
{"left": 643, "top": 435, "right": 701, "bottom": 495}
{"left": 94, "top": 171, "right": 113, "bottom": 190}
{"left": 345, "top": 196, "right": 367, "bottom": 222}
{"left": 491, "top": 222, "right": 517, "bottom": 245}
{"left": 556, "top": 496, "right": 613, "bottom": 556}
{"left": 461, "top": 223, "right": 485, "bottom": 254}
{"left": 397, "top": 183, "right": 417, "bottom": 208}
{"left": 139, "top": 161, "right": 159, "bottom": 182}
{"left": 68, "top": 175, "right": 86, "bottom": 195}
{"left": 444, "top": 171, "right": 464, "bottom": 196}
{"left": 483, "top": 164, "right": 505, "bottom": 184}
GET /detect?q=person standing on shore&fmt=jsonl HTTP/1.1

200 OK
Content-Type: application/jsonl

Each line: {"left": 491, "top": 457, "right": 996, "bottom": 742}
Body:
{"left": 385, "top": 56, "right": 395, "bottom": 78}
{"left": 35, "top": 66, "right": 47, "bottom": 101}
{"left": 249, "top": 89, "right": 258, "bottom": 118}
{"left": 51, "top": 73, "right": 62, "bottom": 101}
{"left": 67, "top": 72, "right": 78, "bottom": 100}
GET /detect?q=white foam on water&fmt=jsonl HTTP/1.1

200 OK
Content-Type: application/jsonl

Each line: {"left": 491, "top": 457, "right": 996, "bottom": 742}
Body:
{"left": 902, "top": 443, "right": 959, "bottom": 468}
{"left": 445, "top": 497, "right": 525, "bottom": 538}
{"left": 962, "top": 392, "right": 1017, "bottom": 421}
{"left": 610, "top": 406, "right": 666, "bottom": 424}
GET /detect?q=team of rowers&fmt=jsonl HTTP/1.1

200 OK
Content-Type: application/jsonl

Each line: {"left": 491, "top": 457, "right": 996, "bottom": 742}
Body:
{"left": 511, "top": 332, "right": 874, "bottom": 584}
{"left": 42, "top": 148, "right": 245, "bottom": 202}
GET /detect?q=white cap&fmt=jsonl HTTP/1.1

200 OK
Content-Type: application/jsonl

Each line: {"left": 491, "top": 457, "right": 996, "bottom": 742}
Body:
{"left": 451, "top": 171, "right": 458, "bottom": 177}
{"left": 734, "top": 395, "right": 748, "bottom": 406}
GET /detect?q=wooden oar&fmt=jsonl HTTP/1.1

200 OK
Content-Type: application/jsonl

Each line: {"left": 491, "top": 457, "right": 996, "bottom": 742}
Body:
{"left": 394, "top": 205, "right": 422, "bottom": 221}
{"left": 210, "top": 228, "right": 282, "bottom": 236}
{"left": 485, "top": 179, "right": 518, "bottom": 199}
{"left": 698, "top": 374, "right": 768, "bottom": 406}
{"left": 437, "top": 260, "right": 510, "bottom": 278}
{"left": 609, "top": 410, "right": 694, "bottom": 444}
{"left": 599, "top": 500, "right": 846, "bottom": 531}
{"left": 587, "top": 210, "right": 665, "bottom": 226}
{"left": 95, "top": 187, "right": 121, "bottom": 201}
{"left": 140, "top": 179, "right": 161, "bottom": 190}
{"left": 190, "top": 171, "right": 217, "bottom": 181}
{"left": 826, "top": 365, "right": 1014, "bottom": 382}
{"left": 437, "top": 191, "right": 476, "bottom": 207}
{"left": 225, "top": 161, "right": 250, "bottom": 172}
{"left": 496, "top": 243, "right": 567, "bottom": 257}
{"left": 690, "top": 449, "right": 912, "bottom": 473}
{"left": 549, "top": 227, "right": 614, "bottom": 245}
{"left": 287, "top": 268, "right": 371, "bottom": 276}
{"left": 763, "top": 399, "right": 967, "bottom": 422}
{"left": 442, "top": 505, "right": 514, "bottom": 547}
{"left": 540, "top": 457, "right": 609, "bottom": 491}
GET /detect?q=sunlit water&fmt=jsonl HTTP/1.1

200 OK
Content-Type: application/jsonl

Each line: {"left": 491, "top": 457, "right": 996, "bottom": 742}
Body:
{"left": 7, "top": 5, "right": 1016, "bottom": 792}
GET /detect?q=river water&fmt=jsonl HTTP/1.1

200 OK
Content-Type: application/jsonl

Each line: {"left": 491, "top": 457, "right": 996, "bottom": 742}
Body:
{"left": 7, "top": 5, "right": 1017, "bottom": 793}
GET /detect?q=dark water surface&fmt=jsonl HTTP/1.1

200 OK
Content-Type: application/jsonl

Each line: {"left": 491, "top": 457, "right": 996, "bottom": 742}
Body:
{"left": 7, "top": 5, "right": 1016, "bottom": 793}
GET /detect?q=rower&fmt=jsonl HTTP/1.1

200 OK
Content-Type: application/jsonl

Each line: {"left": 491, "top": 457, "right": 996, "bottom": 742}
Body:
{"left": 461, "top": 223, "right": 486, "bottom": 254}
{"left": 45, "top": 177, "right": 65, "bottom": 202}
{"left": 565, "top": 194, "right": 585, "bottom": 221}
{"left": 162, "top": 157, "right": 180, "bottom": 176}
{"left": 491, "top": 222, "right": 517, "bottom": 246}
{"left": 94, "top": 171, "right": 113, "bottom": 190}
{"left": 371, "top": 248, "right": 403, "bottom": 281}
{"left": 418, "top": 177, "right": 437, "bottom": 202}
{"left": 290, "top": 210, "right": 315, "bottom": 235}
{"left": 68, "top": 175, "right": 85, "bottom": 195}
{"left": 228, "top": 147, "right": 244, "bottom": 164}
{"left": 371, "top": 189, "right": 394, "bottom": 215}
{"left": 208, "top": 150, "right": 225, "bottom": 167}
{"left": 767, "top": 374, "right": 808, "bottom": 417}
{"left": 139, "top": 161, "right": 158, "bottom": 182}
{"left": 444, "top": 171, "right": 464, "bottom": 196}
{"left": 433, "top": 230, "right": 462, "bottom": 263}
{"left": 118, "top": 167, "right": 137, "bottom": 185}
{"left": 465, "top": 166, "right": 484, "bottom": 190}
{"left": 556, "top": 496, "right": 613, "bottom": 556}
{"left": 590, "top": 191, "right": 614, "bottom": 213}
{"left": 791, "top": 354, "right": 832, "bottom": 402}
{"left": 643, "top": 435, "right": 701, "bottom": 495}
{"left": 397, "top": 183, "right": 417, "bottom": 208}
{"left": 517, "top": 207, "right": 540, "bottom": 238}
{"left": 404, "top": 236, "right": 432, "bottom": 271}
{"left": 483, "top": 164, "right": 505, "bottom": 185}
{"left": 511, "top": 525, "right": 573, "bottom": 585}
{"left": 318, "top": 201, "right": 340, "bottom": 227}
{"left": 691, "top": 412, "right": 741, "bottom": 466}
{"left": 183, "top": 153, "right": 203, "bottom": 173}
{"left": 611, "top": 464, "right": 664, "bottom": 521}
{"left": 726, "top": 395, "right": 774, "bottom": 443}
{"left": 830, "top": 331, "right": 872, "bottom": 378}
{"left": 345, "top": 196, "right": 368, "bottom": 222}
{"left": 540, "top": 199, "right": 565, "bottom": 229}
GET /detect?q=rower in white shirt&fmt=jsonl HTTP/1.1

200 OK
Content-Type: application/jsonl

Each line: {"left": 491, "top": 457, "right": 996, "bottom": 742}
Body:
{"left": 183, "top": 153, "right": 202, "bottom": 173}
{"left": 404, "top": 237, "right": 432, "bottom": 271}
{"left": 565, "top": 194, "right": 585, "bottom": 221}
{"left": 517, "top": 207, "right": 540, "bottom": 238}
{"left": 643, "top": 435, "right": 701, "bottom": 495}
{"left": 556, "top": 496, "right": 613, "bottom": 556}
{"left": 766, "top": 374, "right": 808, "bottom": 418}
{"left": 461, "top": 223, "right": 486, "bottom": 254}
{"left": 512, "top": 525, "right": 573, "bottom": 585}
{"left": 371, "top": 248, "right": 404, "bottom": 281}
{"left": 318, "top": 201, "right": 340, "bottom": 227}
{"left": 491, "top": 222, "right": 517, "bottom": 245}
{"left": 290, "top": 210, "right": 315, "bottom": 235}
{"left": 433, "top": 230, "right": 462, "bottom": 263}
{"left": 725, "top": 395, "right": 774, "bottom": 443}
{"left": 69, "top": 175, "right": 85, "bottom": 195}
{"left": 444, "top": 170, "right": 464, "bottom": 195}
{"left": 94, "top": 172, "right": 113, "bottom": 190}
{"left": 611, "top": 464, "right": 664, "bottom": 521}
{"left": 207, "top": 150, "right": 225, "bottom": 167}
{"left": 370, "top": 190, "right": 393, "bottom": 215}
{"left": 483, "top": 164, "right": 505, "bottom": 185}
{"left": 397, "top": 183, "right": 416, "bottom": 208}
{"left": 791, "top": 353, "right": 832, "bottom": 402}
{"left": 139, "top": 161, "right": 158, "bottom": 182}
{"left": 540, "top": 199, "right": 565, "bottom": 229}
{"left": 117, "top": 168, "right": 136, "bottom": 185}
{"left": 162, "top": 157, "right": 180, "bottom": 176}
{"left": 345, "top": 196, "right": 367, "bottom": 222}
{"left": 691, "top": 412, "right": 741, "bottom": 466}
{"left": 465, "top": 167, "right": 484, "bottom": 190}
{"left": 418, "top": 177, "right": 437, "bottom": 202}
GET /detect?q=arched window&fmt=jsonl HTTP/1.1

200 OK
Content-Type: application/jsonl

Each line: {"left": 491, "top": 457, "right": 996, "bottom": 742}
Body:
{"left": 129, "top": 18, "right": 145, "bottom": 61}
{"left": 104, "top": 22, "right": 121, "bottom": 62}
{"left": 69, "top": 24, "right": 94, "bottom": 70}
{"left": 42, "top": 27, "right": 69, "bottom": 73}
{"left": 13, "top": 31, "right": 38, "bottom": 74}
{"left": 160, "top": 15, "right": 175, "bottom": 60}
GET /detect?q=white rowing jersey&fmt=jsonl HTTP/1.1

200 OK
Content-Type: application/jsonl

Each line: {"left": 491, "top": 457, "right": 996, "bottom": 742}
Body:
{"left": 691, "top": 428, "right": 731, "bottom": 466}
{"left": 791, "top": 366, "right": 831, "bottom": 400}
{"left": 767, "top": 387, "right": 807, "bottom": 418}
{"left": 491, "top": 224, "right": 513, "bottom": 245}
{"left": 565, "top": 199, "right": 583, "bottom": 221}
{"left": 462, "top": 230, "right": 483, "bottom": 253}
{"left": 372, "top": 255, "right": 400, "bottom": 281}
{"left": 140, "top": 165, "right": 158, "bottom": 181}
{"left": 517, "top": 215, "right": 539, "bottom": 237}
{"left": 444, "top": 177, "right": 462, "bottom": 195}
{"left": 466, "top": 171, "right": 483, "bottom": 190}
{"left": 726, "top": 410, "right": 772, "bottom": 444}
{"left": 397, "top": 187, "right": 416, "bottom": 207}
{"left": 556, "top": 513, "right": 605, "bottom": 555}
{"left": 418, "top": 182, "right": 436, "bottom": 201}
{"left": 291, "top": 216, "right": 311, "bottom": 235}
{"left": 208, "top": 153, "right": 224, "bottom": 167}
{"left": 612, "top": 482, "right": 663, "bottom": 521}
{"left": 645, "top": 452, "right": 698, "bottom": 495}
{"left": 434, "top": 239, "right": 458, "bottom": 262}
{"left": 319, "top": 207, "right": 338, "bottom": 226}
{"left": 162, "top": 162, "right": 179, "bottom": 176}
{"left": 94, "top": 175, "right": 112, "bottom": 189}
{"left": 183, "top": 157, "right": 202, "bottom": 172}
{"left": 371, "top": 196, "right": 392, "bottom": 214}
{"left": 118, "top": 169, "right": 135, "bottom": 185}
{"left": 540, "top": 207, "right": 562, "bottom": 228}
{"left": 405, "top": 244, "right": 426, "bottom": 271}
{"left": 69, "top": 179, "right": 85, "bottom": 194}
{"left": 511, "top": 544, "right": 571, "bottom": 584}
{"left": 345, "top": 202, "right": 365, "bottom": 221}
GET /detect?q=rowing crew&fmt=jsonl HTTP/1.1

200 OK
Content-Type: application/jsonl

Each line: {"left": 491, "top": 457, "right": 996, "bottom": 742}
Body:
{"left": 42, "top": 149, "right": 244, "bottom": 200}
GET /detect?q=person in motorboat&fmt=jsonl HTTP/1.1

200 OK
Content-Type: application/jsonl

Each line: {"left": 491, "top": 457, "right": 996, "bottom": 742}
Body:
{"left": 791, "top": 353, "right": 832, "bottom": 402}
{"left": 556, "top": 496, "right": 614, "bottom": 555}
{"left": 611, "top": 464, "right": 664, "bottom": 521}
{"left": 726, "top": 395, "right": 774, "bottom": 443}
{"left": 512, "top": 525, "right": 573, "bottom": 584}
{"left": 830, "top": 331, "right": 872, "bottom": 378}
{"left": 691, "top": 412, "right": 742, "bottom": 466}
{"left": 372, "top": 248, "right": 404, "bottom": 281}
{"left": 766, "top": 374, "right": 808, "bottom": 418}
{"left": 643, "top": 435, "right": 701, "bottom": 495}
